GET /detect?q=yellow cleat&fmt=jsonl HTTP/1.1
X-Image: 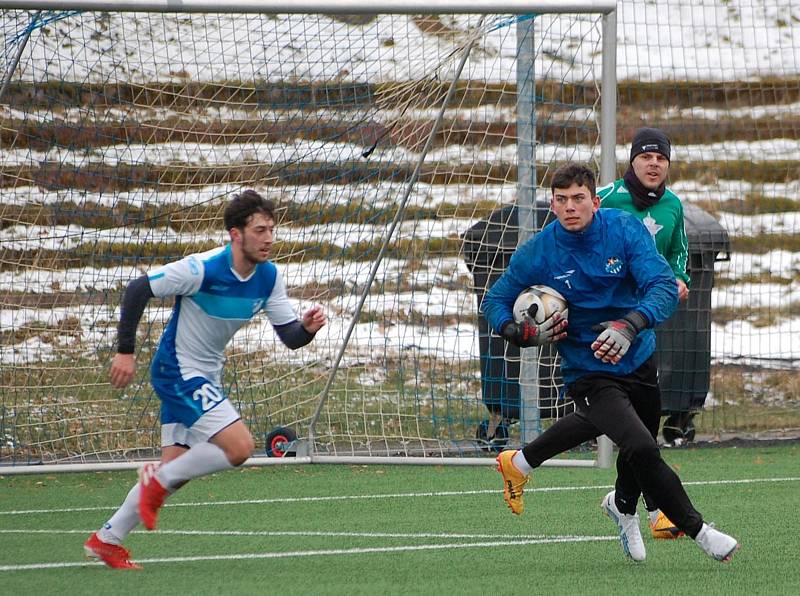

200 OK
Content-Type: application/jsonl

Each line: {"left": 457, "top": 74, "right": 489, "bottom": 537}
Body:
{"left": 650, "top": 510, "right": 685, "bottom": 539}
{"left": 496, "top": 450, "right": 530, "bottom": 515}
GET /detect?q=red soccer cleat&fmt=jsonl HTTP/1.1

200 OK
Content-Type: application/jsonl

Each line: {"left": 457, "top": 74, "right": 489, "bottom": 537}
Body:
{"left": 138, "top": 462, "right": 168, "bottom": 531}
{"left": 84, "top": 532, "right": 142, "bottom": 570}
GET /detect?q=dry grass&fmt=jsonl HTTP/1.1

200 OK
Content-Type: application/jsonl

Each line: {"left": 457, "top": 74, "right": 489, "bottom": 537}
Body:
{"left": 696, "top": 366, "right": 800, "bottom": 435}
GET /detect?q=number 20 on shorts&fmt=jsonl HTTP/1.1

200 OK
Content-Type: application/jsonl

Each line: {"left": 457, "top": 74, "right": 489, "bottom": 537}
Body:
{"left": 192, "top": 383, "right": 224, "bottom": 411}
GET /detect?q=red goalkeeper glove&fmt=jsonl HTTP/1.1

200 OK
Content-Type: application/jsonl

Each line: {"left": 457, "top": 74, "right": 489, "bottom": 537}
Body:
{"left": 501, "top": 312, "right": 568, "bottom": 348}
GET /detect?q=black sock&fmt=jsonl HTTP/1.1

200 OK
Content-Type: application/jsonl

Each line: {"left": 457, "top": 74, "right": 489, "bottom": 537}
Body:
{"left": 615, "top": 492, "right": 638, "bottom": 515}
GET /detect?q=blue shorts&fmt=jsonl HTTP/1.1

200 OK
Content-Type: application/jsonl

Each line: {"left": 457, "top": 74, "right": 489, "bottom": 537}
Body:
{"left": 151, "top": 374, "right": 239, "bottom": 447}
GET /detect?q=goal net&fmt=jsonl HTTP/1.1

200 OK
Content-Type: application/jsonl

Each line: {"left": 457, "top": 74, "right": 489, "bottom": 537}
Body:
{"left": 0, "top": 2, "right": 615, "bottom": 469}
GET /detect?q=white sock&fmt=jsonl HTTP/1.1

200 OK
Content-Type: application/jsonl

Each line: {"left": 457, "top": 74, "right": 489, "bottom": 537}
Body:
{"left": 97, "top": 482, "right": 141, "bottom": 545}
{"left": 694, "top": 522, "right": 710, "bottom": 542}
{"left": 512, "top": 450, "right": 533, "bottom": 475}
{"left": 649, "top": 509, "right": 660, "bottom": 524}
{"left": 155, "top": 442, "right": 234, "bottom": 491}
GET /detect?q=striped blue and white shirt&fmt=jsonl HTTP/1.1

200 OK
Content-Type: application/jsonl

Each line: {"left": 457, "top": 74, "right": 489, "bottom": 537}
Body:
{"left": 148, "top": 244, "right": 297, "bottom": 385}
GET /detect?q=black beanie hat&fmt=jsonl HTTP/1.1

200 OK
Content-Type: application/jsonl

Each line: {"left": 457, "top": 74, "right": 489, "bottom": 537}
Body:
{"left": 629, "top": 127, "right": 671, "bottom": 163}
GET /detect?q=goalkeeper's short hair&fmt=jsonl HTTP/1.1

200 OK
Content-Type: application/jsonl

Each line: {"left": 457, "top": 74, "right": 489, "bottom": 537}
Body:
{"left": 550, "top": 163, "right": 597, "bottom": 197}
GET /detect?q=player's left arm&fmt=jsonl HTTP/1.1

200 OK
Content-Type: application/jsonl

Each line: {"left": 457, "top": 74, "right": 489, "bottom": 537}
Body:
{"left": 666, "top": 202, "right": 690, "bottom": 300}
{"left": 265, "top": 272, "right": 325, "bottom": 349}
{"left": 590, "top": 219, "right": 678, "bottom": 363}
{"left": 300, "top": 305, "right": 326, "bottom": 333}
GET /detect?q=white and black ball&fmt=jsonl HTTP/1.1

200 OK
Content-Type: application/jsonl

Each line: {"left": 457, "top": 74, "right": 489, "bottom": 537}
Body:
{"left": 512, "top": 285, "right": 568, "bottom": 325}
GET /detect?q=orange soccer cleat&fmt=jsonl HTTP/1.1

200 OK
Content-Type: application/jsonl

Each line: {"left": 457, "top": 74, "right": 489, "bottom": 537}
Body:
{"left": 650, "top": 509, "right": 685, "bottom": 539}
{"left": 495, "top": 450, "right": 530, "bottom": 515}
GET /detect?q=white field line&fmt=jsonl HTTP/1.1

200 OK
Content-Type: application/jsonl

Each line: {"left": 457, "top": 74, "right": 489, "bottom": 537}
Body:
{"left": 0, "top": 528, "right": 573, "bottom": 540}
{"left": 0, "top": 536, "right": 619, "bottom": 572}
{"left": 0, "top": 476, "right": 797, "bottom": 517}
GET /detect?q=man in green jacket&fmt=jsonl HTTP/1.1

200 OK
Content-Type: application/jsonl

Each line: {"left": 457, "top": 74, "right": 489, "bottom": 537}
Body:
{"left": 599, "top": 127, "right": 689, "bottom": 301}
{"left": 598, "top": 127, "right": 689, "bottom": 540}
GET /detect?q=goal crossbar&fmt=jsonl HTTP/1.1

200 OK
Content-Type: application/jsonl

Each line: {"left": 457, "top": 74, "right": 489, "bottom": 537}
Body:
{"left": 0, "top": 1, "right": 617, "bottom": 14}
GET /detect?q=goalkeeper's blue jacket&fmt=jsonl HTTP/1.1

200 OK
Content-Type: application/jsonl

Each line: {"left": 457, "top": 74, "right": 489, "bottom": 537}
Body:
{"left": 482, "top": 208, "right": 679, "bottom": 384}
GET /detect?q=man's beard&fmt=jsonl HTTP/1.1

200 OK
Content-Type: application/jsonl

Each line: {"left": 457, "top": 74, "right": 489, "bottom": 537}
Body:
{"left": 242, "top": 244, "right": 269, "bottom": 264}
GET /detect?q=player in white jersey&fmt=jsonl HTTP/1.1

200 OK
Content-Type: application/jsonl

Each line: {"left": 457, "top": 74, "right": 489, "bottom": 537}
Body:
{"left": 84, "top": 190, "right": 326, "bottom": 569}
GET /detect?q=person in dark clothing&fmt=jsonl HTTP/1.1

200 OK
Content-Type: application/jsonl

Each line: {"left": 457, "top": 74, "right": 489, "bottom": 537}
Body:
{"left": 484, "top": 162, "right": 738, "bottom": 563}
{"left": 599, "top": 127, "right": 689, "bottom": 538}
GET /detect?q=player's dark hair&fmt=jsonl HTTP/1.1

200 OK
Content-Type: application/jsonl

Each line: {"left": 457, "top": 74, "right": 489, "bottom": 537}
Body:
{"left": 550, "top": 163, "right": 597, "bottom": 197}
{"left": 223, "top": 190, "right": 275, "bottom": 231}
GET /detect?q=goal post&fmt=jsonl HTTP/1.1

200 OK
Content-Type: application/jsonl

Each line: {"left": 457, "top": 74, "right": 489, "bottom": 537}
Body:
{"left": 0, "top": 1, "right": 617, "bottom": 473}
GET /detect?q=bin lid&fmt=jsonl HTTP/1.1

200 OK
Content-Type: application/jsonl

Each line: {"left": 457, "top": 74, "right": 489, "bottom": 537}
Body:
{"left": 461, "top": 202, "right": 552, "bottom": 268}
{"left": 683, "top": 203, "right": 731, "bottom": 256}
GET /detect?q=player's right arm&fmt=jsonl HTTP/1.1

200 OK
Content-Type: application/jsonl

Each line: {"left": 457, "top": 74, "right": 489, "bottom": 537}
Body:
{"left": 110, "top": 253, "right": 205, "bottom": 388}
{"left": 482, "top": 238, "right": 540, "bottom": 337}
{"left": 110, "top": 275, "right": 155, "bottom": 388}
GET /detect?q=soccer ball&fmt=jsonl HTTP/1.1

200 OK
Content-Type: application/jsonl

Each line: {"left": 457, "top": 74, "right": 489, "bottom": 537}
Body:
{"left": 512, "top": 285, "right": 568, "bottom": 325}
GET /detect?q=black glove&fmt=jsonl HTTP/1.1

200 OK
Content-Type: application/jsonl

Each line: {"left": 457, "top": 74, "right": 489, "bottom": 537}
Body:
{"left": 590, "top": 311, "right": 648, "bottom": 363}
{"left": 501, "top": 312, "right": 567, "bottom": 348}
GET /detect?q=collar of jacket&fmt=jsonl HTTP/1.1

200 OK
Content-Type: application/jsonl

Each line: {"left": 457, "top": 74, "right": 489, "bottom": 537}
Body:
{"left": 553, "top": 208, "right": 604, "bottom": 252}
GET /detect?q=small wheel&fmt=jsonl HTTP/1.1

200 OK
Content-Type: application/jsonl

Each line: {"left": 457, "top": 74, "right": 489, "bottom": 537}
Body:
{"left": 265, "top": 426, "right": 298, "bottom": 457}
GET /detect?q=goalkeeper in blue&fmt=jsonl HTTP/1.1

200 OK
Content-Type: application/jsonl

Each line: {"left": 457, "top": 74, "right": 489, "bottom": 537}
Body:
{"left": 84, "top": 190, "right": 327, "bottom": 569}
{"left": 483, "top": 163, "right": 738, "bottom": 563}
